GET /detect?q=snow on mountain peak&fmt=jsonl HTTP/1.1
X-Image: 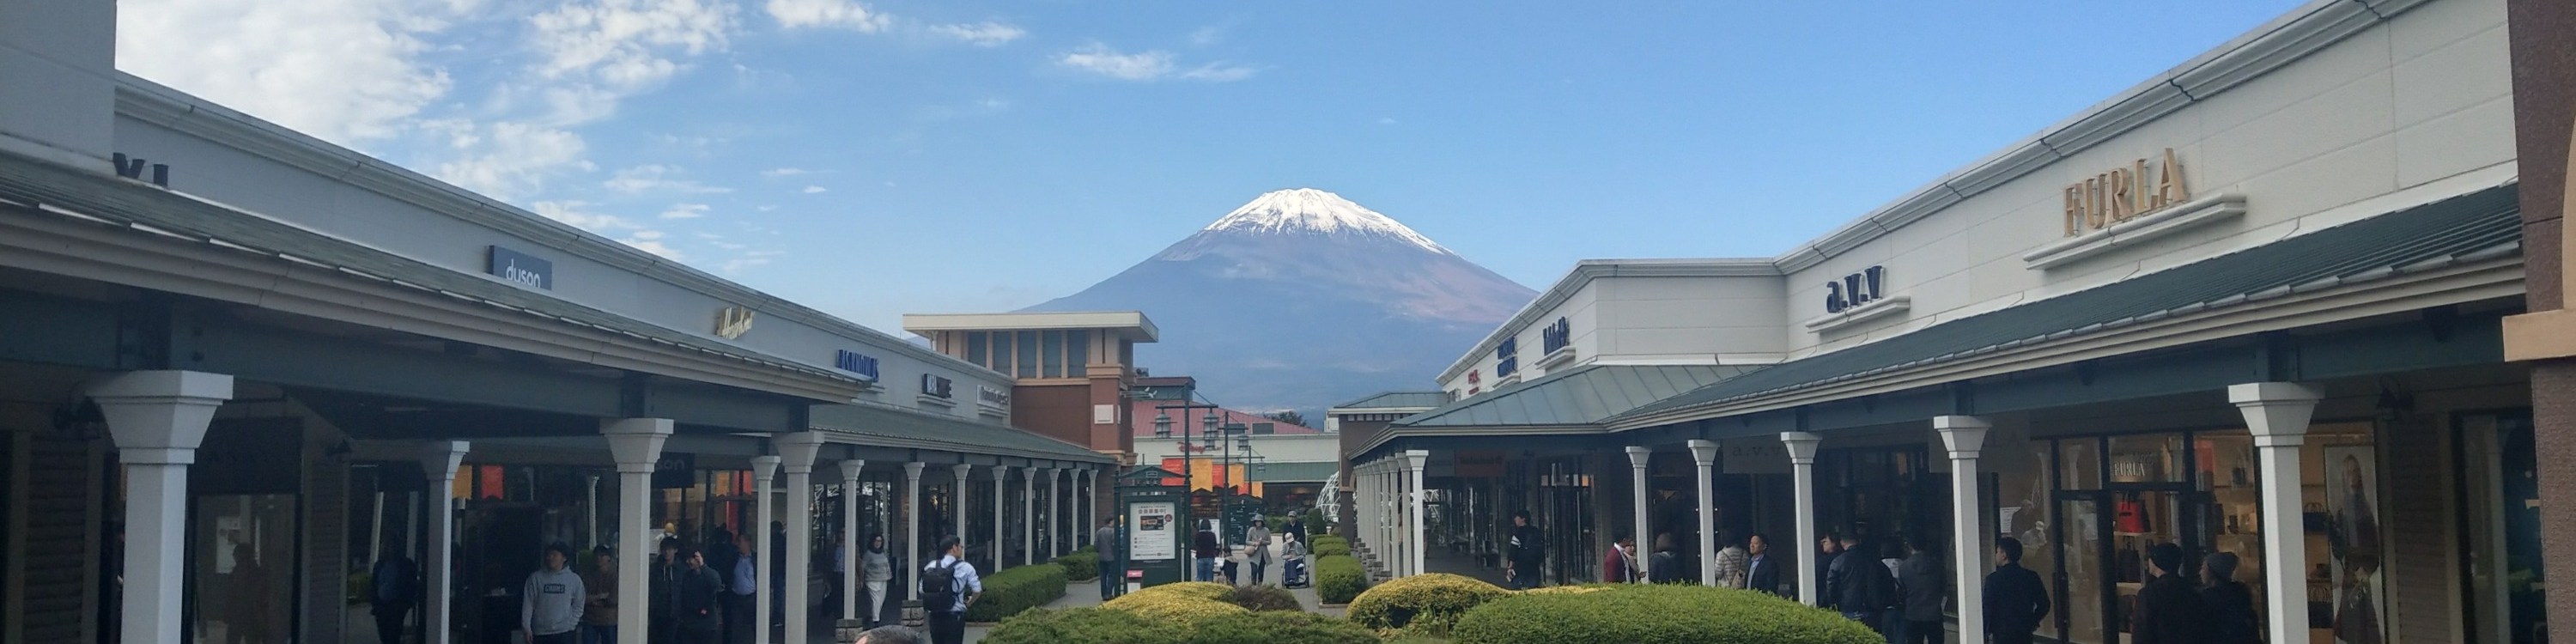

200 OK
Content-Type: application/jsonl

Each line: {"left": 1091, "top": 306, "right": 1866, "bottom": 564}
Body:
{"left": 1204, "top": 188, "right": 1452, "bottom": 254}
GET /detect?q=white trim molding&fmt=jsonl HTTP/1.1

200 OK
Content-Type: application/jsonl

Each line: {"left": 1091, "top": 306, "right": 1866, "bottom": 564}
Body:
{"left": 1801, "top": 295, "right": 1913, "bottom": 334}
{"left": 2022, "top": 193, "right": 2249, "bottom": 270}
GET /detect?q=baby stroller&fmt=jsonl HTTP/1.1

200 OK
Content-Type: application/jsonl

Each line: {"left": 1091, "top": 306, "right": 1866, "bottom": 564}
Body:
{"left": 1282, "top": 556, "right": 1311, "bottom": 588}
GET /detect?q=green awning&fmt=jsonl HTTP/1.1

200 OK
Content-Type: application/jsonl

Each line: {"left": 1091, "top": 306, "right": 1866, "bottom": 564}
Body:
{"left": 808, "top": 404, "right": 1112, "bottom": 463}
{"left": 1249, "top": 461, "right": 1340, "bottom": 483}
{"left": 1394, "top": 364, "right": 1758, "bottom": 429}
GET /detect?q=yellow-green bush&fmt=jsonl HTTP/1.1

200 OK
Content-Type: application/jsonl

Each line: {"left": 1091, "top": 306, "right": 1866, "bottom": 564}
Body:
{"left": 1107, "top": 581, "right": 1234, "bottom": 605}
{"left": 1315, "top": 556, "right": 1367, "bottom": 605}
{"left": 1450, "top": 583, "right": 1882, "bottom": 644}
{"left": 982, "top": 607, "right": 1185, "bottom": 644}
{"left": 1188, "top": 611, "right": 1376, "bottom": 644}
{"left": 1102, "top": 581, "right": 1250, "bottom": 626}
{"left": 1346, "top": 573, "right": 1510, "bottom": 636}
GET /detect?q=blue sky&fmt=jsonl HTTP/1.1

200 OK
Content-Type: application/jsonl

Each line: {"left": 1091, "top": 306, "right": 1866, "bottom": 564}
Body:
{"left": 117, "top": 0, "right": 2306, "bottom": 334}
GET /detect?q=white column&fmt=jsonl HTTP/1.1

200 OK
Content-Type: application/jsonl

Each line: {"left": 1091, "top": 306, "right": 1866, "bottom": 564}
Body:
{"left": 586, "top": 475, "right": 601, "bottom": 550}
{"left": 2233, "top": 382, "right": 2324, "bottom": 644}
{"left": 90, "top": 371, "right": 234, "bottom": 644}
{"left": 603, "top": 419, "right": 672, "bottom": 644}
{"left": 839, "top": 459, "right": 865, "bottom": 621}
{"left": 1687, "top": 440, "right": 1720, "bottom": 586}
{"left": 779, "top": 432, "right": 825, "bottom": 644}
{"left": 903, "top": 462, "right": 926, "bottom": 602}
{"left": 1022, "top": 466, "right": 1037, "bottom": 567}
{"left": 950, "top": 465, "right": 970, "bottom": 547}
{"left": 416, "top": 440, "right": 467, "bottom": 644}
{"left": 1780, "top": 432, "right": 1823, "bottom": 605}
{"left": 750, "top": 455, "right": 780, "bottom": 644}
{"left": 992, "top": 465, "right": 1010, "bottom": 569}
{"left": 1935, "top": 416, "right": 1992, "bottom": 642}
{"left": 1047, "top": 468, "right": 1063, "bottom": 557}
{"left": 1625, "top": 446, "right": 1652, "bottom": 583}
{"left": 1081, "top": 469, "right": 1097, "bottom": 548}
{"left": 1406, "top": 450, "right": 1430, "bottom": 577}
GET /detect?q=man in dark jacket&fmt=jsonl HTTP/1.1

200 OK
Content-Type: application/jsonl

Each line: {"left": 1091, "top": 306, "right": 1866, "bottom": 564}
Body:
{"left": 1831, "top": 534, "right": 1893, "bottom": 633}
{"left": 1745, "top": 533, "right": 1784, "bottom": 598}
{"left": 672, "top": 547, "right": 728, "bottom": 644}
{"left": 1505, "top": 511, "right": 1545, "bottom": 590}
{"left": 652, "top": 538, "right": 683, "bottom": 644}
{"left": 2200, "top": 552, "right": 2260, "bottom": 644}
{"left": 2129, "top": 544, "right": 2207, "bottom": 644}
{"left": 1983, "top": 538, "right": 2050, "bottom": 644}
{"left": 368, "top": 538, "right": 422, "bottom": 644}
{"left": 1899, "top": 536, "right": 1944, "bottom": 644}
{"left": 1815, "top": 532, "right": 1844, "bottom": 608}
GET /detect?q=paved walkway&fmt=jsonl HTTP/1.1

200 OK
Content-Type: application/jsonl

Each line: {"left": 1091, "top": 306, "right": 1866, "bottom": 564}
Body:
{"left": 823, "top": 538, "right": 1330, "bottom": 642}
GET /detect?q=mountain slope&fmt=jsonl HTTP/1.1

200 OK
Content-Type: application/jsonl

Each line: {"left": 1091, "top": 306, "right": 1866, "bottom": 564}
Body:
{"left": 1025, "top": 189, "right": 1536, "bottom": 413}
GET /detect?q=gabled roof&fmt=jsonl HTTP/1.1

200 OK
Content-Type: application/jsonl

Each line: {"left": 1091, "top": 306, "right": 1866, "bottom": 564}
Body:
{"left": 1395, "top": 364, "right": 1758, "bottom": 429}
{"left": 1332, "top": 391, "right": 1454, "bottom": 411}
{"left": 1613, "top": 184, "right": 2523, "bottom": 424}
{"left": 809, "top": 404, "right": 1113, "bottom": 463}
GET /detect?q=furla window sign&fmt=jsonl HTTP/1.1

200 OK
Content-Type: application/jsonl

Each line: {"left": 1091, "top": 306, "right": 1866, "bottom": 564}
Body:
{"left": 833, "top": 349, "right": 881, "bottom": 380}
{"left": 714, "top": 305, "right": 756, "bottom": 339}
{"left": 2025, "top": 147, "right": 2244, "bottom": 270}
{"left": 487, "top": 246, "right": 554, "bottom": 289}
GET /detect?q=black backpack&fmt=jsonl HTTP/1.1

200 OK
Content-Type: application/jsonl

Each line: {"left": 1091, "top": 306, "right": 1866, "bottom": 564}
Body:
{"left": 920, "top": 559, "right": 963, "bottom": 610}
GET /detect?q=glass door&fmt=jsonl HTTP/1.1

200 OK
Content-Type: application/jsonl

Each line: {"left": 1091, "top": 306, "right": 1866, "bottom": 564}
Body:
{"left": 2054, "top": 493, "right": 2111, "bottom": 644}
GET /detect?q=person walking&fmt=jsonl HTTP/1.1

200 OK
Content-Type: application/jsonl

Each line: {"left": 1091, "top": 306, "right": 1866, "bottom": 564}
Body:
{"left": 1983, "top": 538, "right": 2050, "bottom": 644}
{"left": 861, "top": 534, "right": 893, "bottom": 627}
{"left": 651, "top": 538, "right": 683, "bottom": 644}
{"left": 1649, "top": 533, "right": 1685, "bottom": 584}
{"left": 2202, "top": 552, "right": 2260, "bottom": 644}
{"left": 579, "top": 550, "right": 618, "bottom": 644}
{"left": 1746, "top": 533, "right": 1784, "bottom": 597}
{"left": 520, "top": 543, "right": 586, "bottom": 644}
{"left": 2129, "top": 544, "right": 2208, "bottom": 644}
{"left": 1193, "top": 521, "right": 1222, "bottom": 583}
{"left": 1092, "top": 519, "right": 1120, "bottom": 599}
{"left": 1505, "top": 511, "right": 1546, "bottom": 590}
{"left": 829, "top": 532, "right": 848, "bottom": 620}
{"left": 1832, "top": 534, "right": 1893, "bottom": 634}
{"left": 672, "top": 547, "right": 727, "bottom": 644}
{"left": 368, "top": 539, "right": 422, "bottom": 644}
{"left": 769, "top": 522, "right": 788, "bottom": 628}
{"left": 725, "top": 533, "right": 757, "bottom": 644}
{"left": 1815, "top": 532, "right": 1844, "bottom": 609}
{"left": 1243, "top": 521, "right": 1273, "bottom": 586}
{"left": 1712, "top": 533, "right": 1749, "bottom": 590}
{"left": 920, "top": 536, "right": 983, "bottom": 644}
{"left": 1899, "top": 536, "right": 1943, "bottom": 644}
{"left": 1601, "top": 533, "right": 1641, "bottom": 583}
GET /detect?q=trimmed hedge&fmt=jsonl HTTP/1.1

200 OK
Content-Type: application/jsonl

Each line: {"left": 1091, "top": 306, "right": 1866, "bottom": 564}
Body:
{"left": 1303, "top": 507, "right": 1327, "bottom": 538}
{"left": 1188, "top": 611, "right": 1378, "bottom": 644}
{"left": 1219, "top": 584, "right": 1303, "bottom": 612}
{"left": 1054, "top": 551, "right": 1100, "bottom": 581}
{"left": 1310, "top": 536, "right": 1351, "bottom": 557}
{"left": 1346, "top": 573, "right": 1510, "bottom": 636}
{"left": 983, "top": 607, "right": 1184, "bottom": 644}
{"left": 1102, "top": 581, "right": 1249, "bottom": 625}
{"left": 1315, "top": 555, "right": 1368, "bottom": 605}
{"left": 1451, "top": 583, "right": 1883, "bottom": 644}
{"left": 963, "top": 563, "right": 1068, "bottom": 623}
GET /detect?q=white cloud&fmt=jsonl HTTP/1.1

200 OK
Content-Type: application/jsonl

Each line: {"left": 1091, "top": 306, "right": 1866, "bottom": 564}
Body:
{"left": 660, "top": 203, "right": 711, "bottom": 219}
{"left": 1377, "top": 117, "right": 1397, "bottom": 125}
{"left": 762, "top": 167, "right": 812, "bottom": 177}
{"left": 1058, "top": 44, "right": 1255, "bottom": 82}
{"left": 927, "top": 21, "right": 1024, "bottom": 47}
{"left": 722, "top": 249, "right": 787, "bottom": 275}
{"left": 605, "top": 165, "right": 732, "bottom": 194}
{"left": 629, "top": 229, "right": 665, "bottom": 240}
{"left": 621, "top": 237, "right": 684, "bottom": 260}
{"left": 532, "top": 200, "right": 639, "bottom": 233}
{"left": 117, "top": 0, "right": 456, "bottom": 145}
{"left": 529, "top": 0, "right": 737, "bottom": 122}
{"left": 802, "top": 185, "right": 829, "bottom": 194}
{"left": 767, "top": 0, "right": 889, "bottom": 31}
{"left": 426, "top": 120, "right": 595, "bottom": 201}
{"left": 1189, "top": 26, "right": 1224, "bottom": 46}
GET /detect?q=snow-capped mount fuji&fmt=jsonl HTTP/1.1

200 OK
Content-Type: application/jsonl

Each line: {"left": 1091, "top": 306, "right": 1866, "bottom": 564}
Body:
{"left": 1024, "top": 189, "right": 1537, "bottom": 414}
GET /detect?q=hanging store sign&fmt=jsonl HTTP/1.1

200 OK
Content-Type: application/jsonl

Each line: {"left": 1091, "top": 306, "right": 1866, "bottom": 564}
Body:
{"left": 1823, "top": 266, "right": 1887, "bottom": 314}
{"left": 833, "top": 349, "right": 881, "bottom": 380}
{"left": 920, "top": 374, "right": 955, "bottom": 399}
{"left": 487, "top": 246, "right": 555, "bottom": 289}
{"left": 1455, "top": 450, "right": 1507, "bottom": 478}
{"left": 112, "top": 153, "right": 173, "bottom": 187}
{"left": 714, "top": 306, "right": 756, "bottom": 339}
{"left": 653, "top": 452, "right": 696, "bottom": 489}
{"left": 2063, "top": 148, "right": 2190, "bottom": 237}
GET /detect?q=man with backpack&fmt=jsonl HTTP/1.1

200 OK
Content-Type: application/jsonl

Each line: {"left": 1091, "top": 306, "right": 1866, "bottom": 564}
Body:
{"left": 368, "top": 538, "right": 422, "bottom": 644}
{"left": 920, "top": 536, "right": 981, "bottom": 644}
{"left": 1504, "top": 511, "right": 1544, "bottom": 590}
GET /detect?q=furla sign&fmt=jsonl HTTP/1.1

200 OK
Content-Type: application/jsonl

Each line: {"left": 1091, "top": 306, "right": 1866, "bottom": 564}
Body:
{"left": 2063, "top": 148, "right": 2190, "bottom": 237}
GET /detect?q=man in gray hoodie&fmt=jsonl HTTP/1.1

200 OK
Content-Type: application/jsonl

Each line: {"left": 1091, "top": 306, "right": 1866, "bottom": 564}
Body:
{"left": 524, "top": 543, "right": 586, "bottom": 644}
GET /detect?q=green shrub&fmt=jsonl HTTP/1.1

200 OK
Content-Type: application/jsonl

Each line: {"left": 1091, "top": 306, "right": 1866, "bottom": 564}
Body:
{"left": 1315, "top": 555, "right": 1368, "bottom": 605}
{"left": 1267, "top": 515, "right": 1289, "bottom": 536}
{"left": 1185, "top": 611, "right": 1377, "bottom": 644}
{"left": 1346, "top": 573, "right": 1510, "bottom": 636}
{"left": 963, "top": 562, "right": 1068, "bottom": 623}
{"left": 983, "top": 607, "right": 1185, "bottom": 644}
{"left": 1054, "top": 551, "right": 1100, "bottom": 581}
{"left": 1303, "top": 508, "right": 1327, "bottom": 538}
{"left": 1451, "top": 583, "right": 1882, "bottom": 644}
{"left": 1311, "top": 535, "right": 1352, "bottom": 557}
{"left": 1218, "top": 584, "right": 1303, "bottom": 612}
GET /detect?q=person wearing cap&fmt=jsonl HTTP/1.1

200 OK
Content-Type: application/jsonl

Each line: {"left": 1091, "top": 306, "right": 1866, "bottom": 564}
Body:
{"left": 2201, "top": 552, "right": 2259, "bottom": 644}
{"left": 2129, "top": 543, "right": 2208, "bottom": 644}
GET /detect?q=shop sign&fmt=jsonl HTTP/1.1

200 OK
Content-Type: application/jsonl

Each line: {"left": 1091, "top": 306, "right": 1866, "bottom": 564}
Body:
{"left": 653, "top": 452, "right": 696, "bottom": 489}
{"left": 1722, "top": 438, "right": 1792, "bottom": 475}
{"left": 112, "top": 152, "right": 173, "bottom": 187}
{"left": 2063, "top": 148, "right": 2190, "bottom": 237}
{"left": 920, "top": 374, "right": 954, "bottom": 398}
{"left": 2110, "top": 453, "right": 2164, "bottom": 483}
{"left": 1455, "top": 450, "right": 1507, "bottom": 477}
{"left": 977, "top": 385, "right": 1010, "bottom": 408}
{"left": 1128, "top": 501, "right": 1178, "bottom": 560}
{"left": 1494, "top": 337, "right": 1519, "bottom": 378}
{"left": 487, "top": 246, "right": 555, "bottom": 289}
{"left": 1540, "top": 317, "right": 1572, "bottom": 354}
{"left": 833, "top": 349, "right": 881, "bottom": 380}
{"left": 714, "top": 306, "right": 756, "bottom": 339}
{"left": 1823, "top": 266, "right": 1886, "bottom": 313}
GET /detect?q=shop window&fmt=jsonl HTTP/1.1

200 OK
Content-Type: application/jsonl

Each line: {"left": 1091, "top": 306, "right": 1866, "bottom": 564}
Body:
{"left": 2459, "top": 410, "right": 2546, "bottom": 643}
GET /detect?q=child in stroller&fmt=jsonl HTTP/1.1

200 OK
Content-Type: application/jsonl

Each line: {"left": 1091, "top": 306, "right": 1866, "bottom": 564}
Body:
{"left": 1281, "top": 532, "right": 1312, "bottom": 588}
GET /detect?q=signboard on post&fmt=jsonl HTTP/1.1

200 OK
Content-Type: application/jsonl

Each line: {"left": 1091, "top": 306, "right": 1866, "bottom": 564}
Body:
{"left": 1128, "top": 501, "right": 1177, "bottom": 560}
{"left": 1116, "top": 465, "right": 1190, "bottom": 592}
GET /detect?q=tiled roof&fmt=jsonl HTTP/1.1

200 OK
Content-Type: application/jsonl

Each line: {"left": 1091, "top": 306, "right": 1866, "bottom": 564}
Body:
{"left": 1394, "top": 365, "right": 1758, "bottom": 428}
{"left": 1332, "top": 391, "right": 1453, "bottom": 410}
{"left": 809, "top": 404, "right": 1112, "bottom": 462}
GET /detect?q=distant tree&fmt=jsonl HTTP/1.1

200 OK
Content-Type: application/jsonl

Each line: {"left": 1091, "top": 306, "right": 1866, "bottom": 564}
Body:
{"left": 1263, "top": 410, "right": 1307, "bottom": 428}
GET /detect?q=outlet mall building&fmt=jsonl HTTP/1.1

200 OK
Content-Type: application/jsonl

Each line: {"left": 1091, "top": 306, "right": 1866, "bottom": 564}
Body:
{"left": 1337, "top": 0, "right": 2567, "bottom": 642}
{"left": 0, "top": 5, "right": 1132, "bottom": 644}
